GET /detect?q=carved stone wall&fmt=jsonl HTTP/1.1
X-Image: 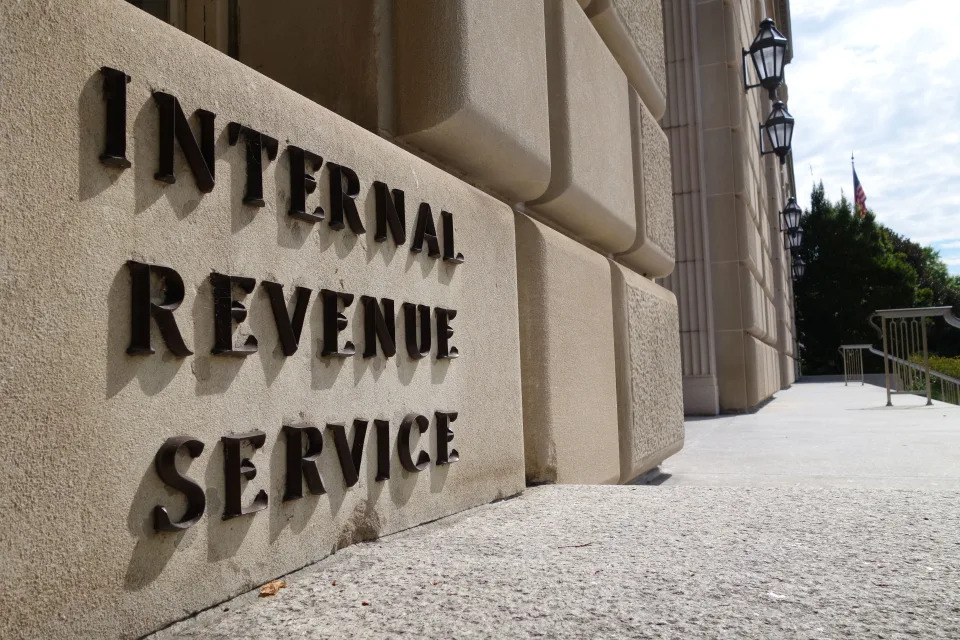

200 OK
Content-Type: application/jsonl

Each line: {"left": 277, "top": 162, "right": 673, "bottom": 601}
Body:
{"left": 661, "top": 0, "right": 797, "bottom": 414}
{"left": 0, "top": 0, "right": 687, "bottom": 636}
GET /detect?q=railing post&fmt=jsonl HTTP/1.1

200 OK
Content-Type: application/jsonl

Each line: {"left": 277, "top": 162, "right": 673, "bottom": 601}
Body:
{"left": 921, "top": 318, "right": 933, "bottom": 406}
{"left": 858, "top": 349, "right": 864, "bottom": 386}
{"left": 881, "top": 316, "right": 892, "bottom": 406}
{"left": 842, "top": 347, "right": 848, "bottom": 385}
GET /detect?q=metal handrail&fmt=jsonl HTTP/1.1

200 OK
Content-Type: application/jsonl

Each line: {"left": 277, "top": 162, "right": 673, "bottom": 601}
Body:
{"left": 873, "top": 306, "right": 960, "bottom": 329}
{"left": 838, "top": 344, "right": 867, "bottom": 386}
{"left": 864, "top": 307, "right": 960, "bottom": 406}
{"left": 840, "top": 341, "right": 960, "bottom": 406}
{"left": 849, "top": 344, "right": 960, "bottom": 387}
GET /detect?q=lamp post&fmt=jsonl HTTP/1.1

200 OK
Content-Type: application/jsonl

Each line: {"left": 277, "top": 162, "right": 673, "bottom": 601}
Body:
{"left": 760, "top": 101, "right": 795, "bottom": 165}
{"left": 780, "top": 197, "right": 803, "bottom": 250}
{"left": 785, "top": 227, "right": 803, "bottom": 250}
{"left": 743, "top": 18, "right": 789, "bottom": 100}
{"left": 780, "top": 197, "right": 802, "bottom": 231}
{"left": 792, "top": 257, "right": 805, "bottom": 279}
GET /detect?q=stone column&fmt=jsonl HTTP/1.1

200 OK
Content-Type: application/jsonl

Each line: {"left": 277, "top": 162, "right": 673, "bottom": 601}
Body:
{"left": 659, "top": 0, "right": 719, "bottom": 415}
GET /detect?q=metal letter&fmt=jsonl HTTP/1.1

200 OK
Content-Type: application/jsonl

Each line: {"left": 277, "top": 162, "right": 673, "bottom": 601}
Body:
{"left": 373, "top": 181, "right": 406, "bottom": 245}
{"left": 435, "top": 411, "right": 460, "bottom": 465}
{"left": 152, "top": 92, "right": 215, "bottom": 192}
{"left": 327, "top": 163, "right": 365, "bottom": 233}
{"left": 262, "top": 282, "right": 311, "bottom": 356}
{"left": 227, "top": 122, "right": 279, "bottom": 206}
{"left": 436, "top": 307, "right": 459, "bottom": 360}
{"left": 327, "top": 420, "right": 368, "bottom": 488}
{"left": 411, "top": 203, "right": 441, "bottom": 257}
{"left": 222, "top": 431, "right": 268, "bottom": 519}
{"left": 282, "top": 425, "right": 325, "bottom": 501}
{"left": 153, "top": 436, "right": 206, "bottom": 532}
{"left": 441, "top": 211, "right": 464, "bottom": 264}
{"left": 99, "top": 67, "right": 131, "bottom": 168}
{"left": 288, "top": 145, "right": 324, "bottom": 222}
{"left": 320, "top": 289, "right": 356, "bottom": 358}
{"left": 374, "top": 419, "right": 390, "bottom": 482}
{"left": 402, "top": 303, "right": 431, "bottom": 359}
{"left": 360, "top": 296, "right": 396, "bottom": 358}
{"left": 398, "top": 414, "right": 430, "bottom": 472}
{"left": 126, "top": 260, "right": 193, "bottom": 357}
{"left": 211, "top": 273, "right": 258, "bottom": 356}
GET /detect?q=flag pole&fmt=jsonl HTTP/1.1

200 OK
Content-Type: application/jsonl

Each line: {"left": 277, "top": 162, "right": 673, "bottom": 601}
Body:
{"left": 851, "top": 152, "right": 856, "bottom": 216}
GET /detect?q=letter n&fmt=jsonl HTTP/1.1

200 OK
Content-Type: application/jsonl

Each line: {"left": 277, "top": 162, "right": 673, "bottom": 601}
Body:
{"left": 152, "top": 92, "right": 215, "bottom": 192}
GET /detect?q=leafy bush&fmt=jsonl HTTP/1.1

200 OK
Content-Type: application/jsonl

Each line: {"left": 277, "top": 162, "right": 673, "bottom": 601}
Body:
{"left": 908, "top": 353, "right": 960, "bottom": 380}
{"left": 927, "top": 355, "right": 960, "bottom": 379}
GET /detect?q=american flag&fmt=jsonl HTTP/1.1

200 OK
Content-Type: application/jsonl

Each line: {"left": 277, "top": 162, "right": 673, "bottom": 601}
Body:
{"left": 853, "top": 167, "right": 867, "bottom": 217}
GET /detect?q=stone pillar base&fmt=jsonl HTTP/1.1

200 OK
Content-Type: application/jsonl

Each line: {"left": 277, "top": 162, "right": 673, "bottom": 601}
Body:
{"left": 682, "top": 375, "right": 719, "bottom": 416}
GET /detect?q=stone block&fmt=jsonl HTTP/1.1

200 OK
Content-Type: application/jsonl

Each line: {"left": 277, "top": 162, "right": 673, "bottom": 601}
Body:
{"left": 732, "top": 127, "right": 756, "bottom": 197}
{"left": 741, "top": 269, "right": 764, "bottom": 339}
{"left": 715, "top": 329, "right": 748, "bottom": 411}
{"left": 585, "top": 0, "right": 667, "bottom": 119}
{"left": 695, "top": 0, "right": 726, "bottom": 65}
{"left": 707, "top": 193, "right": 738, "bottom": 263}
{"left": 711, "top": 261, "right": 741, "bottom": 332}
{"left": 237, "top": 0, "right": 381, "bottom": 131}
{"left": 701, "top": 126, "right": 735, "bottom": 196}
{"left": 738, "top": 198, "right": 761, "bottom": 271}
{"left": 617, "top": 89, "right": 675, "bottom": 278}
{"left": 744, "top": 334, "right": 779, "bottom": 407}
{"left": 394, "top": 0, "right": 552, "bottom": 203}
{"left": 0, "top": 1, "right": 525, "bottom": 636}
{"left": 611, "top": 264, "right": 684, "bottom": 482}
{"left": 699, "top": 62, "right": 731, "bottom": 130}
{"left": 515, "top": 215, "right": 621, "bottom": 486}
{"left": 682, "top": 375, "right": 720, "bottom": 416}
{"left": 529, "top": 0, "right": 636, "bottom": 254}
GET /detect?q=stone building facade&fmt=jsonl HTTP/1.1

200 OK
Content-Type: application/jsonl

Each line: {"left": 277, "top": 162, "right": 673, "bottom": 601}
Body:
{"left": 660, "top": 0, "right": 798, "bottom": 414}
{"left": 0, "top": 1, "right": 704, "bottom": 637}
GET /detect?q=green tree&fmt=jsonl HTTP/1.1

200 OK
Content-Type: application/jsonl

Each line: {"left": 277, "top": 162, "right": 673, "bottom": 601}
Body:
{"left": 793, "top": 183, "right": 917, "bottom": 374}
{"left": 885, "top": 231, "right": 960, "bottom": 356}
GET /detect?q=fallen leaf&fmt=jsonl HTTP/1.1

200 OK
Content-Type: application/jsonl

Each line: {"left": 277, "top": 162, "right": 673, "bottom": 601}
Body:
{"left": 259, "top": 579, "right": 287, "bottom": 597}
{"left": 331, "top": 580, "right": 337, "bottom": 586}
{"left": 361, "top": 601, "right": 370, "bottom": 606}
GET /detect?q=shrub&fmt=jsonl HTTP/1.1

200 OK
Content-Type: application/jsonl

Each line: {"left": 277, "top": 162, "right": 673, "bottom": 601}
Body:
{"left": 909, "top": 354, "right": 960, "bottom": 379}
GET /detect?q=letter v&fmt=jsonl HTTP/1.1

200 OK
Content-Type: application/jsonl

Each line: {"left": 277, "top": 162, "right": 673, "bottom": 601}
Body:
{"left": 262, "top": 282, "right": 312, "bottom": 356}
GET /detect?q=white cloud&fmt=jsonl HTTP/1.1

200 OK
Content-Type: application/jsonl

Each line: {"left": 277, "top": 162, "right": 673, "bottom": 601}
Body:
{"left": 788, "top": 0, "right": 960, "bottom": 273}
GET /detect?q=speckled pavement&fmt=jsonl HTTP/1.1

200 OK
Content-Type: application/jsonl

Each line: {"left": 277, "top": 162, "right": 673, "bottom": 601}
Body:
{"left": 662, "top": 381, "right": 960, "bottom": 489}
{"left": 152, "top": 485, "right": 960, "bottom": 639}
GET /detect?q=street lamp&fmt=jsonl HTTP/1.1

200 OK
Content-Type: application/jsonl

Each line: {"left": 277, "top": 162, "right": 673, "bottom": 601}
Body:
{"left": 760, "top": 101, "right": 795, "bottom": 165}
{"left": 743, "top": 18, "right": 789, "bottom": 100}
{"left": 785, "top": 227, "right": 803, "bottom": 250}
{"left": 792, "top": 257, "right": 805, "bottom": 279}
{"left": 780, "top": 197, "right": 802, "bottom": 231}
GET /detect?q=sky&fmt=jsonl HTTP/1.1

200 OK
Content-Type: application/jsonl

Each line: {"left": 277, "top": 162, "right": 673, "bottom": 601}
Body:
{"left": 788, "top": 0, "right": 960, "bottom": 275}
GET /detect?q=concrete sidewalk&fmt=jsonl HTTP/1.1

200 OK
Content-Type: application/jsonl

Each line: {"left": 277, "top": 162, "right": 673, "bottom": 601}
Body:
{"left": 662, "top": 381, "right": 960, "bottom": 489}
{"left": 152, "top": 382, "right": 960, "bottom": 639}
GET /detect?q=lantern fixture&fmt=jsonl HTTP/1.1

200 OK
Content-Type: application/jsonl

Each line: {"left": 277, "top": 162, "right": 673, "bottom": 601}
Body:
{"left": 792, "top": 257, "right": 805, "bottom": 279}
{"left": 760, "top": 101, "right": 795, "bottom": 165}
{"left": 780, "top": 197, "right": 802, "bottom": 231}
{"left": 785, "top": 227, "right": 803, "bottom": 250}
{"left": 743, "top": 18, "right": 789, "bottom": 100}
